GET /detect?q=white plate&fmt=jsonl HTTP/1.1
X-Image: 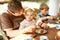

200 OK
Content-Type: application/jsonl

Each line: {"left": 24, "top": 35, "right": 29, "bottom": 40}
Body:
{"left": 36, "top": 29, "right": 48, "bottom": 34}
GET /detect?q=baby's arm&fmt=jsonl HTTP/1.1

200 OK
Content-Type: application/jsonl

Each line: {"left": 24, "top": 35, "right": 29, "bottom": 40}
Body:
{"left": 19, "top": 22, "right": 33, "bottom": 33}
{"left": 19, "top": 26, "right": 33, "bottom": 33}
{"left": 19, "top": 25, "right": 36, "bottom": 34}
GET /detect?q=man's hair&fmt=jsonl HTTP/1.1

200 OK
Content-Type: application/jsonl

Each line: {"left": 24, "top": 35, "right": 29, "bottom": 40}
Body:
{"left": 8, "top": 0, "right": 23, "bottom": 13}
{"left": 39, "top": 3, "right": 49, "bottom": 11}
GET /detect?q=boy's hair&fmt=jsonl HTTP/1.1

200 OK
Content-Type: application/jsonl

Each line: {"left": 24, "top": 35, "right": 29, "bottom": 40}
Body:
{"left": 8, "top": 0, "right": 23, "bottom": 13}
{"left": 39, "top": 3, "right": 49, "bottom": 11}
{"left": 24, "top": 8, "right": 37, "bottom": 20}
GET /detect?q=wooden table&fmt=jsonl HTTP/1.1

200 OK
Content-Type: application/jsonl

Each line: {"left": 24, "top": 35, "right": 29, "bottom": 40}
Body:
{"left": 34, "top": 27, "right": 58, "bottom": 40}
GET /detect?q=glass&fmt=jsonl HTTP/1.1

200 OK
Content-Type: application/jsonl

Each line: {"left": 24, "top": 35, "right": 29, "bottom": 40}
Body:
{"left": 40, "top": 36, "right": 48, "bottom": 40}
{"left": 56, "top": 24, "right": 60, "bottom": 30}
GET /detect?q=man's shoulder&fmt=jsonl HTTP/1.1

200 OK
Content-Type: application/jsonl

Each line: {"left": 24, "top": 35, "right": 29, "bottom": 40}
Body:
{"left": 1, "top": 12, "right": 9, "bottom": 16}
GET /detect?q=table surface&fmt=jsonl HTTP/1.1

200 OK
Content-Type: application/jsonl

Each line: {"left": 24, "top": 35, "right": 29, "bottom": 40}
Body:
{"left": 34, "top": 27, "right": 58, "bottom": 40}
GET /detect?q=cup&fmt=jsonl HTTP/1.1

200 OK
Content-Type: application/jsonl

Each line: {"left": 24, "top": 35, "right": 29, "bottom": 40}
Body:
{"left": 40, "top": 36, "right": 48, "bottom": 40}
{"left": 25, "top": 37, "right": 33, "bottom": 40}
{"left": 56, "top": 24, "right": 60, "bottom": 30}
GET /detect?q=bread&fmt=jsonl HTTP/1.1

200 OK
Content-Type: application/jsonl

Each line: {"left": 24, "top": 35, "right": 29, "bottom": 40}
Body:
{"left": 58, "top": 20, "right": 60, "bottom": 23}
{"left": 40, "top": 29, "right": 44, "bottom": 33}
{"left": 56, "top": 31, "right": 60, "bottom": 39}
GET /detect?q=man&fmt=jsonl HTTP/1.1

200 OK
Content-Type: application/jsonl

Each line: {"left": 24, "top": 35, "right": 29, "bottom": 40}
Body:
{"left": 1, "top": 0, "right": 25, "bottom": 38}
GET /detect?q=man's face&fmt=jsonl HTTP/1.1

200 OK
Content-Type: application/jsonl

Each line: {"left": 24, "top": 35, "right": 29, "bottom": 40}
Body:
{"left": 12, "top": 9, "right": 24, "bottom": 16}
{"left": 40, "top": 9, "right": 48, "bottom": 16}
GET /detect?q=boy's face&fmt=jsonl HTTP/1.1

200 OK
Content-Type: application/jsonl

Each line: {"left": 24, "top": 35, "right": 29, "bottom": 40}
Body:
{"left": 40, "top": 9, "right": 48, "bottom": 16}
{"left": 25, "top": 11, "right": 34, "bottom": 21}
{"left": 12, "top": 9, "right": 24, "bottom": 16}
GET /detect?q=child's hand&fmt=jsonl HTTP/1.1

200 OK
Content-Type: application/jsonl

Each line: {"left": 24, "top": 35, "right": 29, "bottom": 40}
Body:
{"left": 36, "top": 26, "right": 40, "bottom": 28}
{"left": 36, "top": 19, "right": 42, "bottom": 26}
{"left": 48, "top": 16, "right": 54, "bottom": 20}
{"left": 41, "top": 23, "right": 48, "bottom": 29}
{"left": 29, "top": 25, "right": 36, "bottom": 32}
{"left": 38, "top": 22, "right": 42, "bottom": 26}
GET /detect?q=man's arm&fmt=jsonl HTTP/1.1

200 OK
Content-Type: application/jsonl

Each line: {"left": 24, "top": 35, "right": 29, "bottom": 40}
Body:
{"left": 1, "top": 14, "right": 13, "bottom": 31}
{"left": 0, "top": 14, "right": 16, "bottom": 37}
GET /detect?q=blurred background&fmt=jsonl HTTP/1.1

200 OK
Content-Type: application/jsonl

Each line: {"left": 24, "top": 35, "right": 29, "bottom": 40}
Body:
{"left": 0, "top": 0, "right": 60, "bottom": 16}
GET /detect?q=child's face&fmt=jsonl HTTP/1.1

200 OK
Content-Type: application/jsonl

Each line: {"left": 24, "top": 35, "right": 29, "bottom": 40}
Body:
{"left": 40, "top": 9, "right": 48, "bottom": 16}
{"left": 25, "top": 11, "right": 34, "bottom": 21}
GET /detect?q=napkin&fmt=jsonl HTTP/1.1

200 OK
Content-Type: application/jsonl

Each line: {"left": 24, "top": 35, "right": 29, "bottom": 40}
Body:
{"left": 47, "top": 23, "right": 56, "bottom": 28}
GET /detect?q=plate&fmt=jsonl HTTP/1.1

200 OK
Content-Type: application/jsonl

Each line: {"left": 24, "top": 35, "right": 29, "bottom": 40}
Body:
{"left": 36, "top": 29, "right": 48, "bottom": 34}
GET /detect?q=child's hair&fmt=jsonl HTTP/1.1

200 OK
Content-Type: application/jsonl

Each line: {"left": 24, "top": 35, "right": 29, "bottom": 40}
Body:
{"left": 8, "top": 0, "right": 23, "bottom": 13}
{"left": 24, "top": 8, "right": 37, "bottom": 20}
{"left": 39, "top": 3, "right": 49, "bottom": 11}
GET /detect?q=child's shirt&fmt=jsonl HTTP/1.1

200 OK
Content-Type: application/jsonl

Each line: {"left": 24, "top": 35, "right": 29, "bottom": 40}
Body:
{"left": 19, "top": 19, "right": 35, "bottom": 30}
{"left": 37, "top": 13, "right": 50, "bottom": 18}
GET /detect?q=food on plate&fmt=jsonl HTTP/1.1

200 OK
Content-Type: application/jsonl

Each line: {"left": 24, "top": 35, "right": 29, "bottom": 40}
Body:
{"left": 56, "top": 31, "right": 60, "bottom": 39}
{"left": 40, "top": 29, "right": 44, "bottom": 33}
{"left": 57, "top": 20, "right": 60, "bottom": 23}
